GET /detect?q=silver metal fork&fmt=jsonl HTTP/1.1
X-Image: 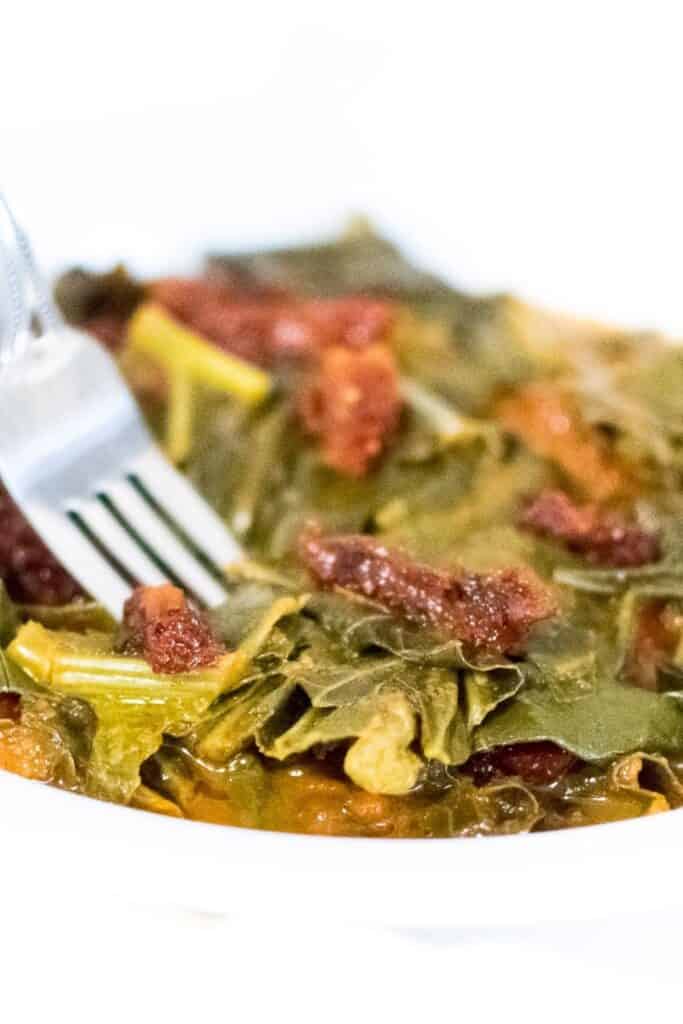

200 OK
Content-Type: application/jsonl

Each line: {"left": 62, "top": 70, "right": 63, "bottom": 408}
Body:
{"left": 0, "top": 195, "right": 242, "bottom": 617}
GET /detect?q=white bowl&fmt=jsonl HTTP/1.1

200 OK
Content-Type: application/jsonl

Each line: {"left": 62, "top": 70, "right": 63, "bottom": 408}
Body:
{"left": 2, "top": 226, "right": 679, "bottom": 929}
{"left": 3, "top": 214, "right": 683, "bottom": 931}
{"left": 5, "top": 21, "right": 683, "bottom": 926}
{"left": 4, "top": 767, "right": 683, "bottom": 929}
{"left": 3, "top": 214, "right": 682, "bottom": 931}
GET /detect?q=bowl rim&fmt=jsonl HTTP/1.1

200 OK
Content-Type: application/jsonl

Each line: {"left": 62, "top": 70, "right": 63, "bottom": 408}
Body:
{"left": 3, "top": 763, "right": 683, "bottom": 928}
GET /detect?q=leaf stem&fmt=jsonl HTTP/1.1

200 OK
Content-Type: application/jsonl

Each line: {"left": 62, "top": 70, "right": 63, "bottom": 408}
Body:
{"left": 128, "top": 302, "right": 272, "bottom": 405}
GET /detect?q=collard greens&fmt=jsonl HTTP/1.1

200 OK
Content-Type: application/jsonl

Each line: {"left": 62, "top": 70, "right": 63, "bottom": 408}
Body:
{"left": 2, "top": 223, "right": 683, "bottom": 837}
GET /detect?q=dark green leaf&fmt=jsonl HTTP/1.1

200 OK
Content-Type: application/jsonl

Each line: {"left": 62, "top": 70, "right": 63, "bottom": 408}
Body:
{"left": 207, "top": 222, "right": 453, "bottom": 302}
{"left": 262, "top": 689, "right": 424, "bottom": 795}
{"left": 208, "top": 579, "right": 297, "bottom": 649}
{"left": 464, "top": 669, "right": 524, "bottom": 731}
{"left": 475, "top": 683, "right": 683, "bottom": 761}
{"left": 306, "top": 589, "right": 519, "bottom": 672}
{"left": 418, "top": 671, "right": 470, "bottom": 765}
{"left": 194, "top": 676, "right": 297, "bottom": 763}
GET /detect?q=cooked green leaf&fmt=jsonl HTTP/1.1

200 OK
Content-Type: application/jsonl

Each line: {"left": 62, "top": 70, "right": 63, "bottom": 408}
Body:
{"left": 7, "top": 621, "right": 236, "bottom": 801}
{"left": 475, "top": 682, "right": 683, "bottom": 761}
{"left": 0, "top": 646, "right": 95, "bottom": 785}
{"left": 575, "top": 346, "right": 683, "bottom": 482}
{"left": 188, "top": 393, "right": 485, "bottom": 561}
{"left": 608, "top": 751, "right": 683, "bottom": 814}
{"left": 306, "top": 589, "right": 518, "bottom": 671}
{"left": 194, "top": 676, "right": 297, "bottom": 763}
{"left": 262, "top": 690, "right": 423, "bottom": 796}
{"left": 464, "top": 669, "right": 524, "bottom": 731}
{"left": 525, "top": 619, "right": 599, "bottom": 700}
{"left": 418, "top": 671, "right": 470, "bottom": 765}
{"left": 207, "top": 221, "right": 451, "bottom": 301}
{"left": 17, "top": 601, "right": 116, "bottom": 632}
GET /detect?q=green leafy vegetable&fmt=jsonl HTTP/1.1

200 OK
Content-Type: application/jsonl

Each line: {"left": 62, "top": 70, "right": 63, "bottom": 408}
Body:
{"left": 262, "top": 690, "right": 423, "bottom": 795}
{"left": 207, "top": 220, "right": 451, "bottom": 301}
{"left": 189, "top": 396, "right": 485, "bottom": 561}
{"left": 7, "top": 621, "right": 236, "bottom": 801}
{"left": 194, "top": 676, "right": 297, "bottom": 764}
{"left": 609, "top": 751, "right": 683, "bottom": 814}
{"left": 574, "top": 345, "right": 683, "bottom": 483}
{"left": 16, "top": 601, "right": 116, "bottom": 633}
{"left": 475, "top": 682, "right": 683, "bottom": 762}
{"left": 0, "top": 645, "right": 95, "bottom": 787}
{"left": 418, "top": 671, "right": 470, "bottom": 764}
{"left": 464, "top": 669, "right": 524, "bottom": 731}
{"left": 128, "top": 302, "right": 272, "bottom": 405}
{"left": 306, "top": 589, "right": 507, "bottom": 669}
{"left": 32, "top": 224, "right": 683, "bottom": 836}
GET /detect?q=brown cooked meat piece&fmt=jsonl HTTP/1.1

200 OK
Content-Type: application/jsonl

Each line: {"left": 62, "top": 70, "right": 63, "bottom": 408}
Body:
{"left": 300, "top": 529, "right": 556, "bottom": 654}
{"left": 297, "top": 344, "right": 402, "bottom": 477}
{"left": 520, "top": 489, "right": 660, "bottom": 567}
{"left": 119, "top": 584, "right": 225, "bottom": 674}
{"left": 463, "top": 742, "right": 578, "bottom": 786}
{"left": 0, "top": 485, "right": 84, "bottom": 605}
{"left": 150, "top": 277, "right": 395, "bottom": 367}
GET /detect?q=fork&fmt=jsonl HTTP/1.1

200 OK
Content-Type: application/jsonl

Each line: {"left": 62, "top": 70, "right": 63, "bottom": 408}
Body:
{"left": 0, "top": 195, "right": 242, "bottom": 617}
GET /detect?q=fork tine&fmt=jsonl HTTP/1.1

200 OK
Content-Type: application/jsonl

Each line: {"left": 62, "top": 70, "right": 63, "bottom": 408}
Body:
{"left": 104, "top": 478, "right": 228, "bottom": 607}
{"left": 0, "top": 196, "right": 243, "bottom": 619}
{"left": 68, "top": 496, "right": 168, "bottom": 589}
{"left": 132, "top": 450, "right": 243, "bottom": 568}
{"left": 26, "top": 502, "right": 132, "bottom": 616}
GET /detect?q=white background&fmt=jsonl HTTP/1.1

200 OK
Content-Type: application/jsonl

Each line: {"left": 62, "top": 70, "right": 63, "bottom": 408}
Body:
{"left": 3, "top": 1, "right": 683, "bottom": 1020}
{"left": 5, "top": 0, "right": 683, "bottom": 330}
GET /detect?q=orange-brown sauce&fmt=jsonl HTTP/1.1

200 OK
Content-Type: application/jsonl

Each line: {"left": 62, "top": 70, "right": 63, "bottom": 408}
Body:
{"left": 160, "top": 749, "right": 683, "bottom": 837}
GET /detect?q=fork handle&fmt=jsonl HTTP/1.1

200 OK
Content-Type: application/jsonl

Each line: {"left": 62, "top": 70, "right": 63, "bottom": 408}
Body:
{"left": 0, "top": 193, "right": 63, "bottom": 365}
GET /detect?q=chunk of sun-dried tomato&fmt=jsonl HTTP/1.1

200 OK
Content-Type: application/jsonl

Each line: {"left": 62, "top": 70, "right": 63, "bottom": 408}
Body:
{"left": 119, "top": 584, "right": 224, "bottom": 674}
{"left": 150, "top": 277, "right": 395, "bottom": 368}
{"left": 297, "top": 344, "right": 402, "bottom": 478}
{"left": 0, "top": 485, "right": 84, "bottom": 605}
{"left": 300, "top": 530, "right": 556, "bottom": 655}
{"left": 520, "top": 489, "right": 660, "bottom": 568}
{"left": 464, "top": 742, "right": 578, "bottom": 786}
